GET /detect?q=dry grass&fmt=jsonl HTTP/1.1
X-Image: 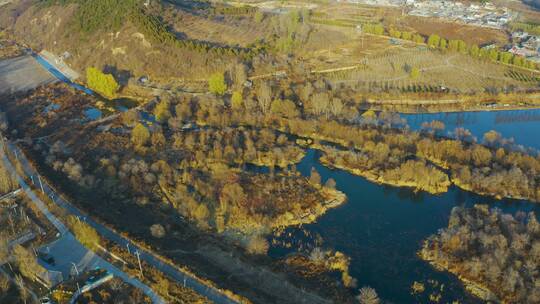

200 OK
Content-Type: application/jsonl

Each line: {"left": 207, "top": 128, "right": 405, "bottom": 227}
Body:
{"left": 161, "top": 4, "right": 266, "bottom": 47}
{"left": 318, "top": 43, "right": 540, "bottom": 93}
{"left": 396, "top": 16, "right": 509, "bottom": 46}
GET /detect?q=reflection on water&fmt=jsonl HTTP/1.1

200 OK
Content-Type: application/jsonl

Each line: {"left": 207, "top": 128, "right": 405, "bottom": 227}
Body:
{"left": 404, "top": 109, "right": 540, "bottom": 150}
{"left": 269, "top": 122, "right": 540, "bottom": 303}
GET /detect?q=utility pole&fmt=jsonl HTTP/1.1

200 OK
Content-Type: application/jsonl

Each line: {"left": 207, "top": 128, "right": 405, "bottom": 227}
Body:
{"left": 38, "top": 175, "right": 44, "bottom": 193}
{"left": 135, "top": 250, "right": 143, "bottom": 275}
{"left": 71, "top": 262, "right": 79, "bottom": 276}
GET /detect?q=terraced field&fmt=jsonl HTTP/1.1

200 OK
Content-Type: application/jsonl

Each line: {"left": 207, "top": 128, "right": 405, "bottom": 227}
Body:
{"left": 162, "top": 6, "right": 266, "bottom": 47}
{"left": 321, "top": 46, "right": 540, "bottom": 94}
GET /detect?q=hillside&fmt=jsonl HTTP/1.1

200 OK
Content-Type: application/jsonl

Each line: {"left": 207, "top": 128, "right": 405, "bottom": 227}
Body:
{"left": 0, "top": 0, "right": 269, "bottom": 83}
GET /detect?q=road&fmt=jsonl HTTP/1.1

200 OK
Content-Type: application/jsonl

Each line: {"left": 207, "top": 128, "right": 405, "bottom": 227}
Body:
{"left": 0, "top": 138, "right": 166, "bottom": 304}
{"left": 1, "top": 139, "right": 240, "bottom": 304}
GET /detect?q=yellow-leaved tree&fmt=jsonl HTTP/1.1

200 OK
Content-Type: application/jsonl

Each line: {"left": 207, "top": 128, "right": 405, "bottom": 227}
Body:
{"left": 86, "top": 67, "right": 120, "bottom": 99}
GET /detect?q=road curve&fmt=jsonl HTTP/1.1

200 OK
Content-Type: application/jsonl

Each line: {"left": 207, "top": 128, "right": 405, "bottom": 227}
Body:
{"left": 0, "top": 138, "right": 166, "bottom": 304}
{"left": 1, "top": 138, "right": 240, "bottom": 304}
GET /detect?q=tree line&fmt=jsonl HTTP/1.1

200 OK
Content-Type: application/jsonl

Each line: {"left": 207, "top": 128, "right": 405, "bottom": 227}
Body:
{"left": 362, "top": 22, "right": 540, "bottom": 70}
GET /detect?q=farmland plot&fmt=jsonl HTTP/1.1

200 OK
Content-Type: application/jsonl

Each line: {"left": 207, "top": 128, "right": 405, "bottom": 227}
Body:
{"left": 324, "top": 47, "right": 540, "bottom": 94}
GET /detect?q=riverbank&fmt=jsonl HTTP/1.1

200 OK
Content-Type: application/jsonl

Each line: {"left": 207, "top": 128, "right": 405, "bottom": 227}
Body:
{"left": 417, "top": 245, "right": 500, "bottom": 303}
{"left": 318, "top": 154, "right": 450, "bottom": 195}
{"left": 273, "top": 186, "right": 347, "bottom": 228}
{"left": 361, "top": 97, "right": 540, "bottom": 114}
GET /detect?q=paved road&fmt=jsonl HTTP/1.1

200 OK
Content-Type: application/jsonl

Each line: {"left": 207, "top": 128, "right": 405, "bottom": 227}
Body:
{"left": 1, "top": 139, "right": 240, "bottom": 304}
{"left": 0, "top": 138, "right": 166, "bottom": 304}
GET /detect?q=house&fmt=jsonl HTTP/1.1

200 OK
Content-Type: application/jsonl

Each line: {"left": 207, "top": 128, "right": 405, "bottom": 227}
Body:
{"left": 522, "top": 36, "right": 540, "bottom": 50}
{"left": 512, "top": 31, "right": 529, "bottom": 40}
{"left": 509, "top": 46, "right": 537, "bottom": 57}
{"left": 481, "top": 43, "right": 497, "bottom": 50}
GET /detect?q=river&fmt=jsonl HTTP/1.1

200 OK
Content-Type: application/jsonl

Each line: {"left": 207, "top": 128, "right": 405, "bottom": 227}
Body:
{"left": 268, "top": 109, "right": 540, "bottom": 303}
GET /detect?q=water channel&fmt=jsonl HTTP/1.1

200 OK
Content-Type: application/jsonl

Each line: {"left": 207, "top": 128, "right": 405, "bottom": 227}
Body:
{"left": 269, "top": 109, "right": 540, "bottom": 303}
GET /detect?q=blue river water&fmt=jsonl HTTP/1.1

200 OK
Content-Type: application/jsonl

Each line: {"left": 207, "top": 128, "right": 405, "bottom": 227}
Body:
{"left": 404, "top": 109, "right": 540, "bottom": 151}
{"left": 269, "top": 109, "right": 540, "bottom": 303}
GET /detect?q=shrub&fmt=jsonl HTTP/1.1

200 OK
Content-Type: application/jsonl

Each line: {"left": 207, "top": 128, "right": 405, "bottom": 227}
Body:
{"left": 131, "top": 123, "right": 150, "bottom": 147}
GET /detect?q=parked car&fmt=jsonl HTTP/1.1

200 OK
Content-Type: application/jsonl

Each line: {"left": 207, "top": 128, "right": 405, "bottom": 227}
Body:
{"left": 40, "top": 297, "right": 52, "bottom": 304}
{"left": 38, "top": 252, "right": 56, "bottom": 266}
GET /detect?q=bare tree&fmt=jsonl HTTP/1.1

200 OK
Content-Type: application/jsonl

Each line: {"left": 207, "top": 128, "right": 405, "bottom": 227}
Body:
{"left": 329, "top": 98, "right": 344, "bottom": 117}
{"left": 257, "top": 82, "right": 272, "bottom": 114}
{"left": 0, "top": 236, "right": 8, "bottom": 265}
{"left": 311, "top": 92, "right": 329, "bottom": 116}
{"left": 357, "top": 286, "right": 380, "bottom": 304}
{"left": 15, "top": 274, "right": 28, "bottom": 304}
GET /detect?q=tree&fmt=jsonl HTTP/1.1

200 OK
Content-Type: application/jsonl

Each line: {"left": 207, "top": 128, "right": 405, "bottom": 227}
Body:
{"left": 131, "top": 123, "right": 150, "bottom": 147}
{"left": 439, "top": 38, "right": 447, "bottom": 50}
{"left": 427, "top": 34, "right": 440, "bottom": 48}
{"left": 325, "top": 178, "right": 336, "bottom": 189}
{"left": 471, "top": 145, "right": 492, "bottom": 166}
{"left": 15, "top": 274, "right": 28, "bottom": 304}
{"left": 67, "top": 216, "right": 101, "bottom": 251}
{"left": 246, "top": 235, "right": 269, "bottom": 255}
{"left": 13, "top": 245, "right": 45, "bottom": 280}
{"left": 483, "top": 130, "right": 502, "bottom": 147}
{"left": 151, "top": 131, "right": 166, "bottom": 148}
{"left": 0, "top": 111, "right": 8, "bottom": 131}
{"left": 231, "top": 63, "right": 248, "bottom": 89}
{"left": 254, "top": 10, "right": 264, "bottom": 23}
{"left": 193, "top": 203, "right": 209, "bottom": 223}
{"left": 86, "top": 67, "right": 120, "bottom": 99}
{"left": 401, "top": 31, "right": 412, "bottom": 40}
{"left": 310, "top": 167, "right": 321, "bottom": 185}
{"left": 270, "top": 99, "right": 299, "bottom": 118}
{"left": 154, "top": 100, "right": 171, "bottom": 123}
{"left": 311, "top": 92, "right": 329, "bottom": 116}
{"left": 469, "top": 44, "right": 480, "bottom": 57}
{"left": 231, "top": 91, "right": 244, "bottom": 110}
{"left": 410, "top": 67, "right": 420, "bottom": 79}
{"left": 152, "top": 276, "right": 170, "bottom": 297}
{"left": 257, "top": 81, "right": 272, "bottom": 114}
{"left": 357, "top": 286, "right": 380, "bottom": 304}
{"left": 150, "top": 224, "right": 166, "bottom": 238}
{"left": 0, "top": 236, "right": 8, "bottom": 264}
{"left": 208, "top": 72, "right": 227, "bottom": 95}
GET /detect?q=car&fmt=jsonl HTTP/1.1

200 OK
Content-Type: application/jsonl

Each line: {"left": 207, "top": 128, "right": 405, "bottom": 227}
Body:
{"left": 38, "top": 252, "right": 55, "bottom": 266}
{"left": 40, "top": 297, "right": 52, "bottom": 304}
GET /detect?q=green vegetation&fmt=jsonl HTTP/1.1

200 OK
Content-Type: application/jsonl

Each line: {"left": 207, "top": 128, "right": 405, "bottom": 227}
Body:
{"left": 42, "top": 0, "right": 257, "bottom": 59}
{"left": 154, "top": 100, "right": 172, "bottom": 123}
{"left": 510, "top": 21, "right": 540, "bottom": 36}
{"left": 409, "top": 67, "right": 420, "bottom": 79}
{"left": 67, "top": 215, "right": 101, "bottom": 251}
{"left": 210, "top": 5, "right": 257, "bottom": 15}
{"left": 208, "top": 72, "right": 227, "bottom": 96}
{"left": 364, "top": 23, "right": 540, "bottom": 70}
{"left": 86, "top": 67, "right": 120, "bottom": 99}
{"left": 131, "top": 123, "right": 150, "bottom": 147}
{"left": 231, "top": 91, "right": 243, "bottom": 110}
{"left": 421, "top": 205, "right": 540, "bottom": 303}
